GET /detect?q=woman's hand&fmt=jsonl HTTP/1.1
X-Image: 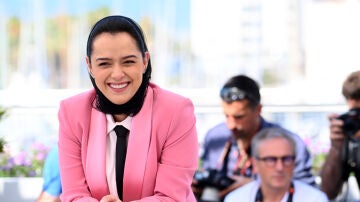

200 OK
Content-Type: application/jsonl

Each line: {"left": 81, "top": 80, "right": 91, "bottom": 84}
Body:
{"left": 100, "top": 194, "right": 122, "bottom": 202}
{"left": 36, "top": 191, "right": 61, "bottom": 202}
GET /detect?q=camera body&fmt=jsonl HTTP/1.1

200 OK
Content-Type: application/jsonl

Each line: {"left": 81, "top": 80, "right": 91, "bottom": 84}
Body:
{"left": 338, "top": 108, "right": 360, "bottom": 137}
{"left": 338, "top": 108, "right": 360, "bottom": 179}
{"left": 193, "top": 169, "right": 235, "bottom": 191}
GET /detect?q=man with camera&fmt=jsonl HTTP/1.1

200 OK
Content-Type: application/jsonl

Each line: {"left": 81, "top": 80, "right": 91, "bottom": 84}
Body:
{"left": 192, "top": 75, "right": 315, "bottom": 201}
{"left": 321, "top": 70, "right": 360, "bottom": 200}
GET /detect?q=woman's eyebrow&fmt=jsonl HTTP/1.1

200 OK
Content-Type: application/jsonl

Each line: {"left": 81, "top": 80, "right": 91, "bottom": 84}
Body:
{"left": 95, "top": 57, "right": 111, "bottom": 61}
{"left": 122, "top": 55, "right": 138, "bottom": 59}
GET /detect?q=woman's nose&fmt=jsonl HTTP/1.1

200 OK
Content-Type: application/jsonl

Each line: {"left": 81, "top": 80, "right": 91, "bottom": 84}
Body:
{"left": 112, "top": 64, "right": 125, "bottom": 78}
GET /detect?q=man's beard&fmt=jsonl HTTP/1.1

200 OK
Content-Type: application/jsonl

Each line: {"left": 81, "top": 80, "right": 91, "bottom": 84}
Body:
{"left": 232, "top": 129, "right": 251, "bottom": 140}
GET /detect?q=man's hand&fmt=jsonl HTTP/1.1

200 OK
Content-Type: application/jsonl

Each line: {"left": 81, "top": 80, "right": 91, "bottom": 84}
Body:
{"left": 218, "top": 175, "right": 253, "bottom": 198}
{"left": 320, "top": 113, "right": 351, "bottom": 199}
{"left": 328, "top": 113, "right": 345, "bottom": 142}
{"left": 328, "top": 113, "right": 349, "bottom": 152}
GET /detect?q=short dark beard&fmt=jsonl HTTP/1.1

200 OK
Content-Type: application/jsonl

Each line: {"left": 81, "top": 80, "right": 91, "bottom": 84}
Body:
{"left": 232, "top": 129, "right": 249, "bottom": 140}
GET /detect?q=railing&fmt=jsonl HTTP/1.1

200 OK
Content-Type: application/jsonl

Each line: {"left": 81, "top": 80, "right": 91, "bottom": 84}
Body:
{"left": 0, "top": 88, "right": 347, "bottom": 153}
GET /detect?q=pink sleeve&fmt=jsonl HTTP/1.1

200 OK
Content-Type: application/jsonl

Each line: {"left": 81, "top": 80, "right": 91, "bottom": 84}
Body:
{"left": 141, "top": 99, "right": 199, "bottom": 202}
{"left": 58, "top": 101, "right": 99, "bottom": 202}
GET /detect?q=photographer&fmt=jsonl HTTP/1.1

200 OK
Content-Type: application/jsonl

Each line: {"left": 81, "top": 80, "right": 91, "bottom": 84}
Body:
{"left": 192, "top": 75, "right": 315, "bottom": 202}
{"left": 321, "top": 70, "right": 360, "bottom": 200}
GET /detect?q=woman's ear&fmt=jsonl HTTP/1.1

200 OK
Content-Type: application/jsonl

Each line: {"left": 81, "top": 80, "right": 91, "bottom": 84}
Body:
{"left": 86, "top": 56, "right": 94, "bottom": 77}
{"left": 143, "top": 52, "right": 150, "bottom": 73}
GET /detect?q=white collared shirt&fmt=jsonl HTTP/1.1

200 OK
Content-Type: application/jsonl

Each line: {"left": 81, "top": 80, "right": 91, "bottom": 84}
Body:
{"left": 224, "top": 180, "right": 329, "bottom": 202}
{"left": 105, "top": 114, "right": 132, "bottom": 197}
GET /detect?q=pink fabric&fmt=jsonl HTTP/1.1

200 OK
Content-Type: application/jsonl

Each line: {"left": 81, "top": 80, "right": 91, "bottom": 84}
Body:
{"left": 58, "top": 83, "right": 199, "bottom": 202}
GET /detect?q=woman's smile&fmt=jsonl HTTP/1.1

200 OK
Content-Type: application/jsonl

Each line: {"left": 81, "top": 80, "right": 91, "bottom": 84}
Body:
{"left": 108, "top": 81, "right": 129, "bottom": 90}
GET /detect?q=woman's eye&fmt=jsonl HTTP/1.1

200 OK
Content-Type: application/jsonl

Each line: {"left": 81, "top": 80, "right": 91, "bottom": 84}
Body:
{"left": 99, "top": 62, "right": 109, "bottom": 66}
{"left": 124, "top": 60, "right": 135, "bottom": 64}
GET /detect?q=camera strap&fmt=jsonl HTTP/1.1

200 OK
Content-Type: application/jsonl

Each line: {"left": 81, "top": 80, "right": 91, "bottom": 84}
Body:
{"left": 217, "top": 138, "right": 253, "bottom": 176}
{"left": 234, "top": 148, "right": 251, "bottom": 175}
{"left": 254, "top": 181, "right": 294, "bottom": 202}
{"left": 219, "top": 139, "right": 232, "bottom": 175}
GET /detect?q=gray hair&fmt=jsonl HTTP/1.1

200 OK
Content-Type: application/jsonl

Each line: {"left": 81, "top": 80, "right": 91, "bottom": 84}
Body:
{"left": 251, "top": 127, "right": 297, "bottom": 157}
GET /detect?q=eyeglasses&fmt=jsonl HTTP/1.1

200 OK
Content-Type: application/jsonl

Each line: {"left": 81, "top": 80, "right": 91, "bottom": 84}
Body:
{"left": 220, "top": 87, "right": 258, "bottom": 103}
{"left": 255, "top": 155, "right": 295, "bottom": 167}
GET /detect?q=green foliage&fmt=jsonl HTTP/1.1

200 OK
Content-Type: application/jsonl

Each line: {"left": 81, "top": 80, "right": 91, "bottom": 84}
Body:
{"left": 0, "top": 106, "right": 6, "bottom": 122}
{"left": 312, "top": 152, "right": 327, "bottom": 176}
{"left": 0, "top": 138, "right": 5, "bottom": 154}
{"left": 0, "top": 106, "right": 7, "bottom": 153}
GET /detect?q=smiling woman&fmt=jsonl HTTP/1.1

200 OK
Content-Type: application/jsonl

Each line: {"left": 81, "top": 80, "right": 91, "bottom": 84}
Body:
{"left": 58, "top": 15, "right": 198, "bottom": 202}
{"left": 87, "top": 32, "right": 149, "bottom": 109}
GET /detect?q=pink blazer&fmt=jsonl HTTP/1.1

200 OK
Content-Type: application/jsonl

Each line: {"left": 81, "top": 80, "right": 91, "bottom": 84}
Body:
{"left": 58, "top": 83, "right": 198, "bottom": 202}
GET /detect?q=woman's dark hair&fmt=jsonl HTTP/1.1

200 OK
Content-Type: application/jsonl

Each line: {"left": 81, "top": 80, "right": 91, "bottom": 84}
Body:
{"left": 86, "top": 15, "right": 152, "bottom": 116}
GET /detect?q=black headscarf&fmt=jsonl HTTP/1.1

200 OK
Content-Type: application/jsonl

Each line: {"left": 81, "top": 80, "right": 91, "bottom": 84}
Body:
{"left": 86, "top": 15, "right": 152, "bottom": 116}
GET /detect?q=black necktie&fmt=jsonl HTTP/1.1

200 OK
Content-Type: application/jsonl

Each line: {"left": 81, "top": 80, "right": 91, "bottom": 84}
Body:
{"left": 114, "top": 125, "right": 129, "bottom": 200}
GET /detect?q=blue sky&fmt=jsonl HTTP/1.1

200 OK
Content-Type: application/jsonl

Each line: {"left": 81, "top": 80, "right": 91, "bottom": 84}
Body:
{"left": 2, "top": 0, "right": 114, "bottom": 16}
{"left": 1, "top": 0, "right": 190, "bottom": 29}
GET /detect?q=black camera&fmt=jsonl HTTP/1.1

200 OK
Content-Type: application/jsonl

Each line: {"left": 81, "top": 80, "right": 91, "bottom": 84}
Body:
{"left": 338, "top": 108, "right": 360, "bottom": 137}
{"left": 338, "top": 108, "right": 360, "bottom": 184}
{"left": 193, "top": 169, "right": 235, "bottom": 190}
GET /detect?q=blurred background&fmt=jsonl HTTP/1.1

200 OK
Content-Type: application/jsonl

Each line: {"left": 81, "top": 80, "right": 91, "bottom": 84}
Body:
{"left": 0, "top": 0, "right": 360, "bottom": 199}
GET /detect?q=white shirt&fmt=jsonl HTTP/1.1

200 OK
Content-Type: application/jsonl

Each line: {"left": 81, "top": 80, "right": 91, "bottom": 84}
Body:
{"left": 224, "top": 180, "right": 329, "bottom": 202}
{"left": 105, "top": 114, "right": 132, "bottom": 197}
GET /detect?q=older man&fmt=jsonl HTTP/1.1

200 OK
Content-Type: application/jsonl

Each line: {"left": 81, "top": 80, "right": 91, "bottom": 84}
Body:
{"left": 225, "top": 127, "right": 328, "bottom": 202}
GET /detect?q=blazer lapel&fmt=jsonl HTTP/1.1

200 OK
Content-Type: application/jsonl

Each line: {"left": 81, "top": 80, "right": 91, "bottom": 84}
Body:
{"left": 86, "top": 108, "right": 109, "bottom": 199}
{"left": 123, "top": 87, "right": 153, "bottom": 201}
